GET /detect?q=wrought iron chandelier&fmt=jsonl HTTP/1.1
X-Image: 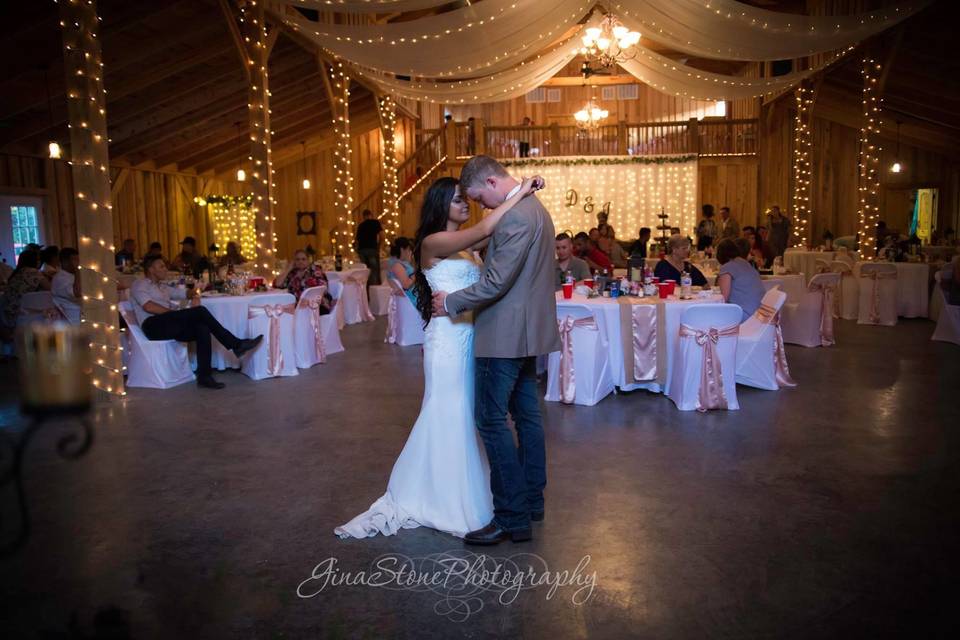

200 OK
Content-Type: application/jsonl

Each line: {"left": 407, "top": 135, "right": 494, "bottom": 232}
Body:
{"left": 574, "top": 99, "right": 609, "bottom": 130}
{"left": 580, "top": 14, "right": 641, "bottom": 69}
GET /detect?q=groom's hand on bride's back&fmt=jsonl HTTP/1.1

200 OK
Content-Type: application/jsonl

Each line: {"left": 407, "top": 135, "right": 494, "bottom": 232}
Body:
{"left": 431, "top": 291, "right": 449, "bottom": 316}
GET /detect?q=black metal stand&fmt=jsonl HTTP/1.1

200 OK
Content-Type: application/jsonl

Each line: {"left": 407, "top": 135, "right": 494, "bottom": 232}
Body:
{"left": 0, "top": 408, "right": 94, "bottom": 556}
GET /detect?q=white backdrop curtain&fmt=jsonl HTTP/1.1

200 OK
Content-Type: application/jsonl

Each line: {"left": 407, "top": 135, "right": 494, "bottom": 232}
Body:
{"left": 610, "top": 0, "right": 932, "bottom": 61}
{"left": 502, "top": 156, "right": 699, "bottom": 238}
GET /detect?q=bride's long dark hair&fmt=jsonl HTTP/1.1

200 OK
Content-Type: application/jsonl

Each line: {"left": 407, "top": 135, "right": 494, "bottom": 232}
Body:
{"left": 412, "top": 176, "right": 459, "bottom": 327}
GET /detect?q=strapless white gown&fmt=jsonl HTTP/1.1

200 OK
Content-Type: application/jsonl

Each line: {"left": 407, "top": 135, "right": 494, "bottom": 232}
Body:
{"left": 334, "top": 253, "right": 494, "bottom": 539}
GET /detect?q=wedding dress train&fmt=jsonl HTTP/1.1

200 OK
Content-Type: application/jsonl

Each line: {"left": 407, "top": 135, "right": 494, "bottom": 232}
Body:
{"left": 334, "top": 253, "right": 494, "bottom": 539}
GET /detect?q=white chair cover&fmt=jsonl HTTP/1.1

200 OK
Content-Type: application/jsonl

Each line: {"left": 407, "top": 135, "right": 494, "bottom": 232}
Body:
{"left": 830, "top": 260, "right": 859, "bottom": 320}
{"left": 242, "top": 302, "right": 299, "bottom": 380}
{"left": 118, "top": 301, "right": 195, "bottom": 389}
{"left": 781, "top": 272, "right": 840, "bottom": 348}
{"left": 294, "top": 285, "right": 344, "bottom": 369}
{"left": 667, "top": 303, "right": 741, "bottom": 412}
{"left": 931, "top": 273, "right": 960, "bottom": 346}
{"left": 338, "top": 269, "right": 375, "bottom": 326}
{"left": 544, "top": 305, "right": 615, "bottom": 406}
{"left": 368, "top": 284, "right": 392, "bottom": 316}
{"left": 857, "top": 263, "right": 898, "bottom": 326}
{"left": 814, "top": 258, "right": 832, "bottom": 274}
{"left": 17, "top": 291, "right": 65, "bottom": 325}
{"left": 384, "top": 279, "right": 425, "bottom": 346}
{"left": 929, "top": 271, "right": 944, "bottom": 323}
{"left": 735, "top": 287, "right": 796, "bottom": 390}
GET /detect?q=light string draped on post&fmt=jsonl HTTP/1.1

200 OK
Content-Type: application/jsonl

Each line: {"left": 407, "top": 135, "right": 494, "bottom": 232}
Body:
{"left": 377, "top": 94, "right": 401, "bottom": 243}
{"left": 240, "top": 0, "right": 278, "bottom": 277}
{"left": 57, "top": 0, "right": 125, "bottom": 398}
{"left": 332, "top": 61, "right": 353, "bottom": 254}
{"left": 857, "top": 56, "right": 882, "bottom": 259}
{"left": 791, "top": 82, "right": 813, "bottom": 248}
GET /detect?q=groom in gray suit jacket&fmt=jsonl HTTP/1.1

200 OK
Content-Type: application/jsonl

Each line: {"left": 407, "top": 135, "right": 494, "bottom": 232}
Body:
{"left": 433, "top": 155, "right": 561, "bottom": 545}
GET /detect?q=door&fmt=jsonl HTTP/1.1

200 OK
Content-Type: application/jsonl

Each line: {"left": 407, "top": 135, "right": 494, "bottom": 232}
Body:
{"left": 0, "top": 195, "right": 44, "bottom": 268}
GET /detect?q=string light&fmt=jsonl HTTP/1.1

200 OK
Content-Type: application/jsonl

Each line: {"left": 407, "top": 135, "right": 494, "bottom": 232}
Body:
{"left": 857, "top": 56, "right": 882, "bottom": 259}
{"left": 791, "top": 82, "right": 813, "bottom": 248}
{"left": 195, "top": 195, "right": 257, "bottom": 262}
{"left": 331, "top": 61, "right": 353, "bottom": 254}
{"left": 58, "top": 0, "right": 125, "bottom": 398}
{"left": 378, "top": 95, "right": 401, "bottom": 243}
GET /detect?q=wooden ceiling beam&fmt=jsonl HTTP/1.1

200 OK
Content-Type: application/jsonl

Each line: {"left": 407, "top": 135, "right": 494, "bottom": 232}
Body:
{"left": 217, "top": 0, "right": 251, "bottom": 82}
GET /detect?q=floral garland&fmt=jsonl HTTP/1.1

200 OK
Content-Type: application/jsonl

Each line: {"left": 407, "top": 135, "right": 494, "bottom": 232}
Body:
{"left": 194, "top": 194, "right": 254, "bottom": 207}
{"left": 501, "top": 154, "right": 697, "bottom": 168}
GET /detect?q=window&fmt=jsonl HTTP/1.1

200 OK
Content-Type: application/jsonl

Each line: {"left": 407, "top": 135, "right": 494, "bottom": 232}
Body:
{"left": 601, "top": 86, "right": 617, "bottom": 101}
{"left": 617, "top": 84, "right": 639, "bottom": 100}
{"left": 11, "top": 205, "right": 40, "bottom": 257}
{"left": 546, "top": 88, "right": 561, "bottom": 103}
{"left": 525, "top": 88, "right": 546, "bottom": 103}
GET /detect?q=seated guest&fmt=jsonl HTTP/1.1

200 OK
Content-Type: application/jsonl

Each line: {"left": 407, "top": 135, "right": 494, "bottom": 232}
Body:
{"left": 0, "top": 250, "right": 51, "bottom": 339}
{"left": 743, "top": 227, "right": 771, "bottom": 268}
{"left": 583, "top": 236, "right": 613, "bottom": 273}
{"left": 115, "top": 238, "right": 136, "bottom": 267}
{"left": 39, "top": 245, "right": 60, "bottom": 280}
{"left": 554, "top": 233, "right": 591, "bottom": 290}
{"left": 598, "top": 225, "right": 628, "bottom": 268}
{"left": 717, "top": 238, "right": 766, "bottom": 321}
{"left": 218, "top": 241, "right": 247, "bottom": 268}
{"left": 131, "top": 255, "right": 262, "bottom": 389}
{"left": 274, "top": 249, "right": 333, "bottom": 313}
{"left": 588, "top": 227, "right": 600, "bottom": 244}
{"left": 629, "top": 227, "right": 651, "bottom": 258}
{"left": 386, "top": 237, "right": 418, "bottom": 308}
{"left": 654, "top": 235, "right": 708, "bottom": 287}
{"left": 172, "top": 236, "right": 205, "bottom": 275}
{"left": 572, "top": 232, "right": 591, "bottom": 260}
{"left": 756, "top": 226, "right": 776, "bottom": 266}
{"left": 52, "top": 247, "right": 82, "bottom": 324}
{"left": 145, "top": 241, "right": 162, "bottom": 259}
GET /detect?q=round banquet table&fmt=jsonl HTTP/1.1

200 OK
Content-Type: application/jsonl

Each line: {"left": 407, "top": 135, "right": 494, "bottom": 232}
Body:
{"left": 761, "top": 273, "right": 806, "bottom": 302}
{"left": 200, "top": 289, "right": 296, "bottom": 370}
{"left": 783, "top": 249, "right": 835, "bottom": 283}
{"left": 854, "top": 261, "right": 930, "bottom": 318}
{"left": 556, "top": 290, "right": 724, "bottom": 395}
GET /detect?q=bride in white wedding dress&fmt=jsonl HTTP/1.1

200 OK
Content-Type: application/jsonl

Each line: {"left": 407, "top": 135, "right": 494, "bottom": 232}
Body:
{"left": 335, "top": 175, "right": 541, "bottom": 539}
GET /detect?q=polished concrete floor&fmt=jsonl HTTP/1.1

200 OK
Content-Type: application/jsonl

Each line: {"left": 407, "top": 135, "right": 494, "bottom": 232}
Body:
{"left": 1, "top": 316, "right": 958, "bottom": 639}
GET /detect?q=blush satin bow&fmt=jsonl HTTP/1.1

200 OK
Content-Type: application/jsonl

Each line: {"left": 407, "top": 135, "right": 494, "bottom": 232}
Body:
{"left": 755, "top": 303, "right": 797, "bottom": 388}
{"left": 557, "top": 315, "right": 599, "bottom": 404}
{"left": 384, "top": 288, "right": 404, "bottom": 344}
{"left": 678, "top": 323, "right": 739, "bottom": 412}
{"left": 808, "top": 280, "right": 838, "bottom": 346}
{"left": 863, "top": 268, "right": 897, "bottom": 324}
{"left": 247, "top": 303, "right": 295, "bottom": 376}
{"left": 298, "top": 289, "right": 328, "bottom": 363}
{"left": 342, "top": 272, "right": 375, "bottom": 322}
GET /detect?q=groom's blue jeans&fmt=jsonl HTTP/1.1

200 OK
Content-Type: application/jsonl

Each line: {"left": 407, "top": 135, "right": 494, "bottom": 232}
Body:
{"left": 475, "top": 356, "right": 546, "bottom": 532}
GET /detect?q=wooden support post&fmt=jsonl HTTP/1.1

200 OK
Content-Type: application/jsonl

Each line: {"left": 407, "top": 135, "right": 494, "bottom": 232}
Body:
{"left": 58, "top": 0, "right": 124, "bottom": 398}
{"left": 618, "top": 121, "right": 628, "bottom": 155}
{"left": 550, "top": 123, "right": 560, "bottom": 156}
{"left": 689, "top": 118, "right": 701, "bottom": 155}
{"left": 443, "top": 121, "right": 457, "bottom": 159}
{"left": 475, "top": 118, "right": 486, "bottom": 156}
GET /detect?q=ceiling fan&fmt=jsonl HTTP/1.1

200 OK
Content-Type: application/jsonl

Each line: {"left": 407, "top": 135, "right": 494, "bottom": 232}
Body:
{"left": 580, "top": 61, "right": 613, "bottom": 79}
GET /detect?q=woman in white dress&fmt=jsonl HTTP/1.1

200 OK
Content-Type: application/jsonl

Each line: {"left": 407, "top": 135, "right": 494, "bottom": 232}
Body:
{"left": 335, "top": 175, "right": 542, "bottom": 539}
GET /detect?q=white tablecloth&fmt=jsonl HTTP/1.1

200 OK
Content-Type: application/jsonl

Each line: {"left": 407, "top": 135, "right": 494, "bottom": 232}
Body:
{"left": 556, "top": 291, "right": 724, "bottom": 394}
{"left": 761, "top": 274, "right": 805, "bottom": 302}
{"left": 854, "top": 261, "right": 930, "bottom": 318}
{"left": 201, "top": 290, "right": 296, "bottom": 370}
{"left": 783, "top": 250, "right": 835, "bottom": 283}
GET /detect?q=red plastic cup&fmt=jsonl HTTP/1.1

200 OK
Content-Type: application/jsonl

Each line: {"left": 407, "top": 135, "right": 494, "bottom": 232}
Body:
{"left": 562, "top": 282, "right": 574, "bottom": 299}
{"left": 583, "top": 278, "right": 594, "bottom": 289}
{"left": 651, "top": 277, "right": 660, "bottom": 284}
{"left": 657, "top": 283, "right": 669, "bottom": 299}
{"left": 665, "top": 280, "right": 676, "bottom": 295}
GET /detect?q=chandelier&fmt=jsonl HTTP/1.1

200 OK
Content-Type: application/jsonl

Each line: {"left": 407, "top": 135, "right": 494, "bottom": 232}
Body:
{"left": 574, "top": 99, "right": 609, "bottom": 130}
{"left": 580, "top": 14, "right": 641, "bottom": 69}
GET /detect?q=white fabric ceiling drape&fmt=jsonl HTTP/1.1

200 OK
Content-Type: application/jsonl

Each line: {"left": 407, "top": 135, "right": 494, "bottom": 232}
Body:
{"left": 280, "top": 0, "right": 593, "bottom": 78}
{"left": 610, "top": 0, "right": 931, "bottom": 61}
{"left": 289, "top": 0, "right": 453, "bottom": 13}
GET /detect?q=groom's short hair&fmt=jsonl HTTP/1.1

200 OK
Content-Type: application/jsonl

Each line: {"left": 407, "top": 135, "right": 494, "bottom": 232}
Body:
{"left": 460, "top": 155, "right": 509, "bottom": 191}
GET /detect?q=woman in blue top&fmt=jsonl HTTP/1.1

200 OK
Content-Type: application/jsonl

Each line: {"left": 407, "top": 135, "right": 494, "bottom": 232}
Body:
{"left": 386, "top": 237, "right": 418, "bottom": 308}
{"left": 654, "top": 235, "right": 708, "bottom": 287}
{"left": 716, "top": 238, "right": 766, "bottom": 321}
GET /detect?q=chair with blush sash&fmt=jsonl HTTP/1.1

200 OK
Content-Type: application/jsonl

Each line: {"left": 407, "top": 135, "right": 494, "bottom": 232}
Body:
{"left": 338, "top": 269, "right": 376, "bottom": 326}
{"left": 857, "top": 262, "right": 898, "bottom": 326}
{"left": 781, "top": 272, "right": 840, "bottom": 347}
{"left": 384, "top": 278, "right": 425, "bottom": 346}
{"left": 294, "top": 285, "right": 344, "bottom": 369}
{"left": 735, "top": 287, "right": 796, "bottom": 390}
{"left": 931, "top": 272, "right": 960, "bottom": 346}
{"left": 544, "top": 305, "right": 615, "bottom": 406}
{"left": 667, "top": 303, "right": 742, "bottom": 412}
{"left": 830, "top": 260, "right": 858, "bottom": 320}
{"left": 243, "top": 300, "right": 299, "bottom": 380}
{"left": 814, "top": 258, "right": 832, "bottom": 275}
{"left": 368, "top": 284, "right": 392, "bottom": 316}
{"left": 118, "top": 301, "right": 195, "bottom": 389}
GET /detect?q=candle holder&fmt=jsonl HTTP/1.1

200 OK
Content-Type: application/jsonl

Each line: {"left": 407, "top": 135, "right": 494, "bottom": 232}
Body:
{"left": 1, "top": 323, "right": 95, "bottom": 555}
